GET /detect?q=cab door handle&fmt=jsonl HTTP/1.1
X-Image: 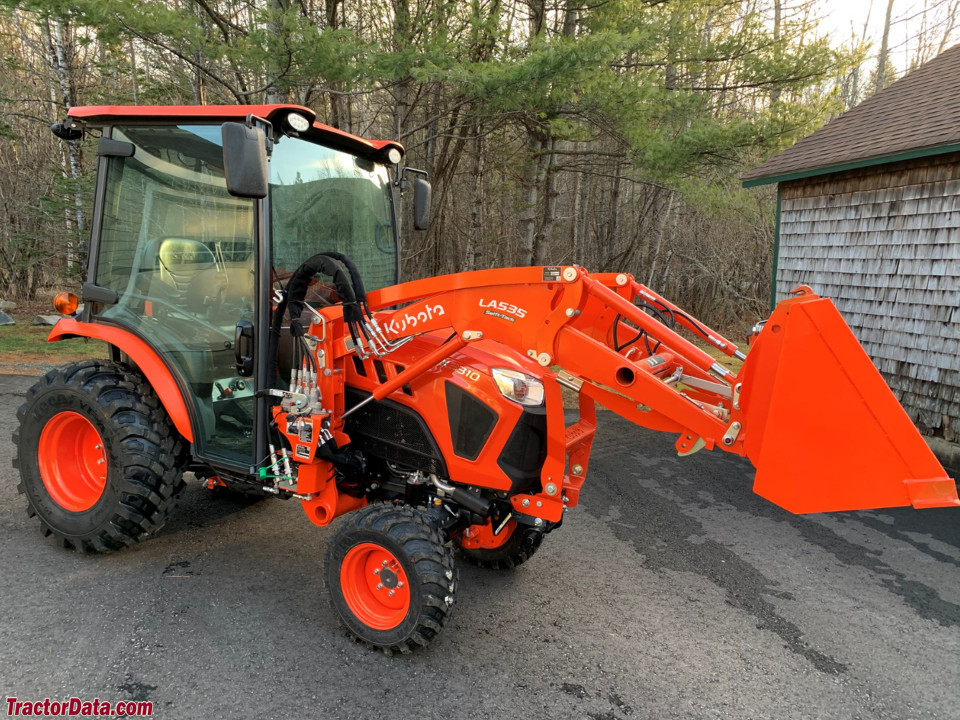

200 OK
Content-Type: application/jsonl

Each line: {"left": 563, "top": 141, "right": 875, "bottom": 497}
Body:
{"left": 234, "top": 320, "right": 254, "bottom": 377}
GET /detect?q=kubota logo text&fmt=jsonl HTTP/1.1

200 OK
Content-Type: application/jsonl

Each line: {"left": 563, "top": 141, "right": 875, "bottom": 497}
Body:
{"left": 383, "top": 304, "right": 446, "bottom": 336}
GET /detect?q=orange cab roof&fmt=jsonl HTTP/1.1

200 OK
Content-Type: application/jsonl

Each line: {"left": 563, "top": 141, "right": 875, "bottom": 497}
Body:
{"left": 68, "top": 104, "right": 403, "bottom": 157}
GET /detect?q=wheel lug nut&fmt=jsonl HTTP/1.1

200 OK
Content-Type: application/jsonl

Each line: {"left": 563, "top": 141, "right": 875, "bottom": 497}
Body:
{"left": 381, "top": 560, "right": 388, "bottom": 567}
{"left": 97, "top": 459, "right": 104, "bottom": 465}
{"left": 373, "top": 568, "right": 380, "bottom": 575}
{"left": 397, "top": 581, "right": 403, "bottom": 588}
{"left": 376, "top": 583, "right": 383, "bottom": 590}
{"left": 94, "top": 444, "right": 102, "bottom": 450}
{"left": 388, "top": 590, "right": 395, "bottom": 597}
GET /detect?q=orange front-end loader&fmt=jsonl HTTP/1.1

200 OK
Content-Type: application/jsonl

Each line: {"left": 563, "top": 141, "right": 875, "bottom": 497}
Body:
{"left": 14, "top": 105, "right": 957, "bottom": 654}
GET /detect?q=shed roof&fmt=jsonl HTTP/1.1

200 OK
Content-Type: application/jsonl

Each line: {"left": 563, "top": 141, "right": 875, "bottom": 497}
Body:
{"left": 743, "top": 43, "right": 960, "bottom": 187}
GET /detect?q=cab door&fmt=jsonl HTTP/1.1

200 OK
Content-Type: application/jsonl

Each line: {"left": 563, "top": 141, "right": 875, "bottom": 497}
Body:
{"left": 91, "top": 124, "right": 257, "bottom": 468}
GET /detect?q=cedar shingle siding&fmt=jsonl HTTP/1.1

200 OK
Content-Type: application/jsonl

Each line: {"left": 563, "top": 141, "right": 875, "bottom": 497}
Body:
{"left": 776, "top": 153, "right": 960, "bottom": 440}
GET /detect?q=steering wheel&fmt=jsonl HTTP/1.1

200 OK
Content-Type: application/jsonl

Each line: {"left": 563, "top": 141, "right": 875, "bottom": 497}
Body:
{"left": 271, "top": 267, "right": 341, "bottom": 309}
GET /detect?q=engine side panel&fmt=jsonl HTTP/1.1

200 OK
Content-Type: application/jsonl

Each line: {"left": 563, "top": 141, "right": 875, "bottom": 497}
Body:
{"left": 344, "top": 335, "right": 549, "bottom": 493}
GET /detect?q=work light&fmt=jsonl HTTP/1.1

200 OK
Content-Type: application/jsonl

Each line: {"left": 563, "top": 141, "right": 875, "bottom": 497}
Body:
{"left": 286, "top": 112, "right": 311, "bottom": 133}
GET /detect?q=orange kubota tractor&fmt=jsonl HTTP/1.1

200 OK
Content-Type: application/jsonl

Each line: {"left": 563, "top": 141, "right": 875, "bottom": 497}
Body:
{"left": 16, "top": 105, "right": 959, "bottom": 654}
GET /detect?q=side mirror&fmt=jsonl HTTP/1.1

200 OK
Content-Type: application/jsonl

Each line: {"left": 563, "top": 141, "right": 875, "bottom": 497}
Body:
{"left": 413, "top": 177, "right": 431, "bottom": 231}
{"left": 222, "top": 122, "right": 268, "bottom": 199}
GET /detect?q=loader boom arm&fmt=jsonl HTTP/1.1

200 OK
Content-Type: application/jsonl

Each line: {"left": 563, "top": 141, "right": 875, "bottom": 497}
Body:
{"left": 275, "top": 264, "right": 958, "bottom": 526}
{"left": 361, "top": 267, "right": 741, "bottom": 456}
{"left": 350, "top": 266, "right": 958, "bottom": 517}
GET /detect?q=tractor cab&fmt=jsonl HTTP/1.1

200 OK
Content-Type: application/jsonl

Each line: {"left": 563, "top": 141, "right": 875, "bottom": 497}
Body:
{"left": 66, "top": 105, "right": 418, "bottom": 469}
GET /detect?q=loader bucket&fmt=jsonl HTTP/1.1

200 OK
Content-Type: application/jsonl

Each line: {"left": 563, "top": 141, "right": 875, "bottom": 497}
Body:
{"left": 738, "top": 291, "right": 959, "bottom": 514}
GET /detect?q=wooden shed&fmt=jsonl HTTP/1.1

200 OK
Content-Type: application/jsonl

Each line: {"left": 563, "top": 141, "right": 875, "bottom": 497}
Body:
{"left": 743, "top": 46, "right": 960, "bottom": 468}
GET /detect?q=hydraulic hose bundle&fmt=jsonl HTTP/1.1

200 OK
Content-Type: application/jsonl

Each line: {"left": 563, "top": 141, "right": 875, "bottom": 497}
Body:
{"left": 267, "top": 252, "right": 395, "bottom": 482}
{"left": 270, "top": 251, "right": 406, "bottom": 377}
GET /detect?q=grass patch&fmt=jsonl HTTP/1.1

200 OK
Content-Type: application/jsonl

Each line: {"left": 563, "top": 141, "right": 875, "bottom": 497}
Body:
{"left": 0, "top": 325, "right": 105, "bottom": 371}
{"left": 698, "top": 341, "right": 744, "bottom": 375}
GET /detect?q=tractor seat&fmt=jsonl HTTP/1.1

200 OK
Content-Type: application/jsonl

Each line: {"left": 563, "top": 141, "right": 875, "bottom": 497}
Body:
{"left": 157, "top": 238, "right": 227, "bottom": 308}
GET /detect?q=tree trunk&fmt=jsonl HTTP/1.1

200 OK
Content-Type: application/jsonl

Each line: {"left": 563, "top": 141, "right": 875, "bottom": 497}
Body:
{"left": 534, "top": 136, "right": 558, "bottom": 264}
{"left": 392, "top": 0, "right": 412, "bottom": 141}
{"left": 466, "top": 129, "right": 485, "bottom": 270}
{"left": 425, "top": 83, "right": 440, "bottom": 177}
{"left": 129, "top": 39, "right": 139, "bottom": 103}
{"left": 575, "top": 166, "right": 592, "bottom": 267}
{"left": 323, "top": 0, "right": 351, "bottom": 129}
{"left": 602, "top": 164, "right": 622, "bottom": 270}
{"left": 518, "top": 132, "right": 542, "bottom": 265}
{"left": 529, "top": 0, "right": 545, "bottom": 36}
{"left": 646, "top": 192, "right": 676, "bottom": 286}
{"left": 562, "top": 0, "right": 578, "bottom": 36}
{"left": 267, "top": 0, "right": 288, "bottom": 103}
{"left": 876, "top": 0, "right": 896, "bottom": 93}
{"left": 46, "top": 19, "right": 86, "bottom": 266}
{"left": 570, "top": 169, "right": 582, "bottom": 263}
{"left": 770, "top": 0, "right": 782, "bottom": 105}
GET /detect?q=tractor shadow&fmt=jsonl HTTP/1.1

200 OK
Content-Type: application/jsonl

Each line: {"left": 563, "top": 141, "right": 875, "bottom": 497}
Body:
{"left": 158, "top": 475, "right": 275, "bottom": 537}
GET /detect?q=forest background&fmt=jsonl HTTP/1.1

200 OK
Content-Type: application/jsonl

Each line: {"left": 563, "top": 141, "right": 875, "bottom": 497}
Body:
{"left": 1, "top": 0, "right": 957, "bottom": 326}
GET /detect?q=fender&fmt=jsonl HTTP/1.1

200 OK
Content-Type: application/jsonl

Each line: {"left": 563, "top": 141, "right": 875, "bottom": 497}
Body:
{"left": 48, "top": 318, "right": 195, "bottom": 443}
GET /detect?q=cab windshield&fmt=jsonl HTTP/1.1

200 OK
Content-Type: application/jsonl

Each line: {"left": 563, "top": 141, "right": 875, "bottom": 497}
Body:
{"left": 269, "top": 134, "right": 397, "bottom": 292}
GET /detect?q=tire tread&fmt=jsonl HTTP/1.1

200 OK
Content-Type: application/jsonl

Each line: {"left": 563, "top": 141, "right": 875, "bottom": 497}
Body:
{"left": 13, "top": 360, "right": 186, "bottom": 552}
{"left": 458, "top": 525, "right": 544, "bottom": 570}
{"left": 325, "top": 504, "right": 457, "bottom": 655}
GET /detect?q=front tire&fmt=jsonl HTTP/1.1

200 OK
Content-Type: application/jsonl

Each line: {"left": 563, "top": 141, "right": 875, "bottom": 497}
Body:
{"left": 325, "top": 505, "right": 457, "bottom": 654}
{"left": 13, "top": 360, "right": 187, "bottom": 552}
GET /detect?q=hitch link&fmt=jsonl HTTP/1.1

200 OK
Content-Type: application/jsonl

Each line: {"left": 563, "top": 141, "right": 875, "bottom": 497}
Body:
{"left": 722, "top": 421, "right": 742, "bottom": 446}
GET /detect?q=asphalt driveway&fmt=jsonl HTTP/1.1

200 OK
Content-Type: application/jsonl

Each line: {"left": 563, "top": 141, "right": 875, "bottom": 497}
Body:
{"left": 1, "top": 373, "right": 958, "bottom": 720}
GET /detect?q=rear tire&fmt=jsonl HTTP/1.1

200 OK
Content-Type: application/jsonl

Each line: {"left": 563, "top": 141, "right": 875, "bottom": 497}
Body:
{"left": 13, "top": 360, "right": 187, "bottom": 552}
{"left": 325, "top": 505, "right": 457, "bottom": 654}
{"left": 457, "top": 520, "right": 544, "bottom": 570}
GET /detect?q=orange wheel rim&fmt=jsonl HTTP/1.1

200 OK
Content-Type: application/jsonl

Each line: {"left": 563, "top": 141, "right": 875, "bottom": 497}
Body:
{"left": 37, "top": 411, "right": 108, "bottom": 512}
{"left": 340, "top": 542, "right": 411, "bottom": 630}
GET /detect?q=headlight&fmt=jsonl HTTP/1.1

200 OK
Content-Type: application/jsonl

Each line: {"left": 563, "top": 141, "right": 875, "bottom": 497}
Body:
{"left": 491, "top": 368, "right": 545, "bottom": 406}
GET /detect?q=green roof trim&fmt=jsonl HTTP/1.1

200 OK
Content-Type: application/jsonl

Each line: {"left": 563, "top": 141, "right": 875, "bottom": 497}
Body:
{"left": 742, "top": 141, "right": 960, "bottom": 187}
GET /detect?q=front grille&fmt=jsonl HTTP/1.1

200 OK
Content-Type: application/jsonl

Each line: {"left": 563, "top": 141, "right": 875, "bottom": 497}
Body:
{"left": 344, "top": 389, "right": 445, "bottom": 475}
{"left": 445, "top": 382, "right": 498, "bottom": 461}
{"left": 497, "top": 406, "right": 548, "bottom": 494}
